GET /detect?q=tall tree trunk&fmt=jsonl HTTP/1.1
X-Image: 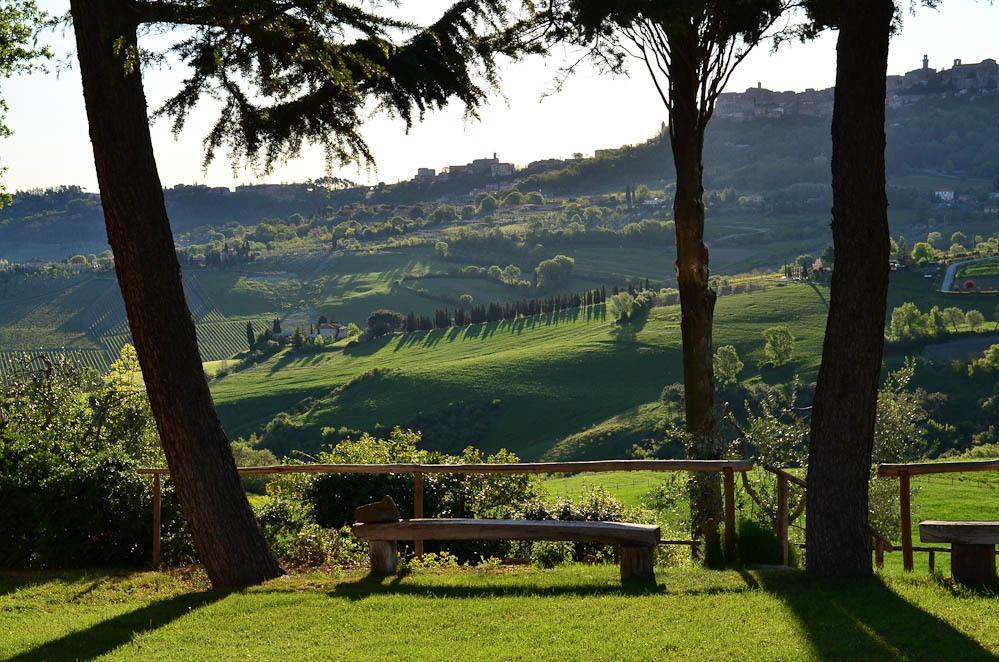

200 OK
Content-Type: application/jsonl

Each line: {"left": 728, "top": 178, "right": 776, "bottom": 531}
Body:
{"left": 806, "top": 0, "right": 894, "bottom": 578}
{"left": 668, "top": 33, "right": 722, "bottom": 536}
{"left": 70, "top": 0, "right": 282, "bottom": 588}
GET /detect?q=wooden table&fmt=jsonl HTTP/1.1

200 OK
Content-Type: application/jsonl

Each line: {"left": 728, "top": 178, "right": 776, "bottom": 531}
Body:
{"left": 919, "top": 520, "right": 997, "bottom": 586}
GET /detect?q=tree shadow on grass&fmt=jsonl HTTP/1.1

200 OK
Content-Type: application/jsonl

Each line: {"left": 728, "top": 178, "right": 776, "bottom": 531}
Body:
{"left": 752, "top": 569, "right": 995, "bottom": 661}
{"left": 9, "top": 590, "right": 224, "bottom": 661}
{"left": 325, "top": 571, "right": 757, "bottom": 602}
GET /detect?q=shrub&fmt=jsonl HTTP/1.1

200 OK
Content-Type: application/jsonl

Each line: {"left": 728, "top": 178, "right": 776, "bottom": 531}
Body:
{"left": 268, "top": 428, "right": 538, "bottom": 563}
{"left": 0, "top": 348, "right": 190, "bottom": 568}
{"left": 230, "top": 439, "right": 278, "bottom": 494}
{"left": 516, "top": 488, "right": 646, "bottom": 563}
{"left": 254, "top": 496, "right": 365, "bottom": 567}
{"left": 735, "top": 519, "right": 783, "bottom": 565}
{"left": 529, "top": 541, "right": 574, "bottom": 569}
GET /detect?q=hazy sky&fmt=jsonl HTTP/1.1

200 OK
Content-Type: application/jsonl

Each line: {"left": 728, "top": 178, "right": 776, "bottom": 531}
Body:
{"left": 2, "top": 1, "right": 996, "bottom": 192}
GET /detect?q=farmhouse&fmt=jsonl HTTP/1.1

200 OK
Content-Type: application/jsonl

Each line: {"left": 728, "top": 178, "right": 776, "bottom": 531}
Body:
{"left": 317, "top": 322, "right": 350, "bottom": 341}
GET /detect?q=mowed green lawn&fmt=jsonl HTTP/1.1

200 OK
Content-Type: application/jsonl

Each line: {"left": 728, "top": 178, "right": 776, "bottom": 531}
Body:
{"left": 2, "top": 566, "right": 996, "bottom": 660}
{"left": 211, "top": 283, "right": 831, "bottom": 458}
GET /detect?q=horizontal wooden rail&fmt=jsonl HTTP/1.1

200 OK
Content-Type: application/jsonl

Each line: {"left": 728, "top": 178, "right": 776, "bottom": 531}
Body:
{"left": 140, "top": 458, "right": 750, "bottom": 568}
{"left": 877, "top": 459, "right": 999, "bottom": 477}
{"left": 139, "top": 458, "right": 753, "bottom": 477}
{"left": 762, "top": 464, "right": 807, "bottom": 488}
{"left": 876, "top": 458, "right": 998, "bottom": 572}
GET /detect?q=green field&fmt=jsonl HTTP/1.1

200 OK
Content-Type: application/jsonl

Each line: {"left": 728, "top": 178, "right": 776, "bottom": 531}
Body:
{"left": 210, "top": 282, "right": 831, "bottom": 457}
{"left": 209, "top": 275, "right": 996, "bottom": 460}
{"left": 2, "top": 565, "right": 996, "bottom": 660}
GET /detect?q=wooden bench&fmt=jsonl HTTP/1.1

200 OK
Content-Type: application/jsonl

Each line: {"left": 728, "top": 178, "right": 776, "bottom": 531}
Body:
{"left": 353, "top": 496, "right": 660, "bottom": 581}
{"left": 919, "top": 520, "right": 998, "bottom": 586}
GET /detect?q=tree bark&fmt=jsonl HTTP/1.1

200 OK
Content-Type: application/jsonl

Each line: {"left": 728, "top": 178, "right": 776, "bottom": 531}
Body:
{"left": 668, "top": 31, "right": 722, "bottom": 536}
{"left": 805, "top": 0, "right": 894, "bottom": 578}
{"left": 70, "top": 0, "right": 282, "bottom": 588}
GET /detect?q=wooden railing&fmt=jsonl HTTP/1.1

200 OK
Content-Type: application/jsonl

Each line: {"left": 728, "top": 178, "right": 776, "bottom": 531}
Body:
{"left": 139, "top": 458, "right": 753, "bottom": 568}
{"left": 762, "top": 465, "right": 806, "bottom": 566}
{"left": 761, "top": 465, "right": 894, "bottom": 569}
{"left": 877, "top": 458, "right": 999, "bottom": 572}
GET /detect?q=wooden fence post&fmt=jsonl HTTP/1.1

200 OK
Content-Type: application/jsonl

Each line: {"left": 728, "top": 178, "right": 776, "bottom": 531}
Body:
{"left": 723, "top": 468, "right": 736, "bottom": 561}
{"left": 414, "top": 471, "right": 424, "bottom": 558}
{"left": 776, "top": 474, "right": 789, "bottom": 566}
{"left": 152, "top": 472, "right": 161, "bottom": 569}
{"left": 899, "top": 471, "right": 913, "bottom": 572}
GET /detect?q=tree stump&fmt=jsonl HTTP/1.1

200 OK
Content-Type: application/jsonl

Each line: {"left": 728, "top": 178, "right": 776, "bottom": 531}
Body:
{"left": 355, "top": 496, "right": 401, "bottom": 575}
{"left": 619, "top": 545, "right": 655, "bottom": 582}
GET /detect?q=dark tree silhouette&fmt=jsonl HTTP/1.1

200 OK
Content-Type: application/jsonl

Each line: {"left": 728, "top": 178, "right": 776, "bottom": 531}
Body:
{"left": 533, "top": 0, "right": 786, "bottom": 534}
{"left": 802, "top": 0, "right": 896, "bottom": 578}
{"left": 69, "top": 0, "right": 526, "bottom": 588}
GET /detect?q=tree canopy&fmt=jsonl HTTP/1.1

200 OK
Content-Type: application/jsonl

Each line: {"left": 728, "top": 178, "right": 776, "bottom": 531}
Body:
{"left": 0, "top": 0, "right": 49, "bottom": 205}
{"left": 136, "top": 0, "right": 531, "bottom": 172}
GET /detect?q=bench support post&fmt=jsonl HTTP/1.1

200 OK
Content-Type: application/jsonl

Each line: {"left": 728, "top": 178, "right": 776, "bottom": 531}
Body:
{"left": 355, "top": 496, "right": 402, "bottom": 575}
{"left": 369, "top": 541, "right": 398, "bottom": 575}
{"left": 619, "top": 545, "right": 655, "bottom": 582}
{"left": 951, "top": 543, "right": 996, "bottom": 587}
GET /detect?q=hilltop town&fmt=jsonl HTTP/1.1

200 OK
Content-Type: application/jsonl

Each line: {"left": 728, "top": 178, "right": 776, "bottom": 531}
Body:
{"left": 715, "top": 55, "right": 999, "bottom": 120}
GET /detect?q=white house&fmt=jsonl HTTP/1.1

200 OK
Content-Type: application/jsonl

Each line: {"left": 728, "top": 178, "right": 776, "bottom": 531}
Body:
{"left": 318, "top": 322, "right": 350, "bottom": 341}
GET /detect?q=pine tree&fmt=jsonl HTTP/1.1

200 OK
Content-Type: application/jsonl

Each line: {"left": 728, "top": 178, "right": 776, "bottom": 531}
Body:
{"left": 68, "top": 0, "right": 528, "bottom": 588}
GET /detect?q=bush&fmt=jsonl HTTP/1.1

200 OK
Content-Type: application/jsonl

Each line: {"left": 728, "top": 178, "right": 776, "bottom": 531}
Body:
{"left": 268, "top": 428, "right": 538, "bottom": 563}
{"left": 230, "top": 439, "right": 278, "bottom": 494}
{"left": 254, "top": 496, "right": 365, "bottom": 567}
{"left": 529, "top": 541, "right": 574, "bottom": 569}
{"left": 516, "top": 488, "right": 646, "bottom": 563}
{"left": 735, "top": 519, "right": 783, "bottom": 565}
{"left": 0, "top": 348, "right": 190, "bottom": 568}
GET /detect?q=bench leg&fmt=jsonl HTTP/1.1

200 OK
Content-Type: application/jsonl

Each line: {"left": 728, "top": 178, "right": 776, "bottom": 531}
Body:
{"left": 369, "top": 540, "right": 398, "bottom": 575}
{"left": 951, "top": 543, "right": 996, "bottom": 587}
{"left": 620, "top": 545, "right": 655, "bottom": 583}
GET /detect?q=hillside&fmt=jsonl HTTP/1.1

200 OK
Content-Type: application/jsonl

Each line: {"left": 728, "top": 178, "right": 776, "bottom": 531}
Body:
{"left": 210, "top": 283, "right": 832, "bottom": 459}
{"left": 4, "top": 94, "right": 998, "bottom": 262}
{"left": 209, "top": 268, "right": 998, "bottom": 461}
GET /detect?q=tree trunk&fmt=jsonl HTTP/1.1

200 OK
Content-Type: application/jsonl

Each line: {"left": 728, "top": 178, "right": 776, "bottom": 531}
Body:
{"left": 668, "top": 33, "right": 722, "bottom": 536}
{"left": 805, "top": 0, "right": 894, "bottom": 578}
{"left": 70, "top": 0, "right": 282, "bottom": 588}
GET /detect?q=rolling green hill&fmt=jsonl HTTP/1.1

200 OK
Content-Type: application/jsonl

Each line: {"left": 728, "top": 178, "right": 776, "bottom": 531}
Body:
{"left": 211, "top": 282, "right": 831, "bottom": 459}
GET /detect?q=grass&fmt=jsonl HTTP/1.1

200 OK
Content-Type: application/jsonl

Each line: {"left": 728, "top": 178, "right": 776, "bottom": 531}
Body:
{"left": 209, "top": 276, "right": 994, "bottom": 460}
{"left": 210, "top": 283, "right": 831, "bottom": 457}
{"left": 542, "top": 470, "right": 671, "bottom": 507}
{"left": 1, "top": 565, "right": 995, "bottom": 660}
{"left": 538, "top": 450, "right": 999, "bottom": 576}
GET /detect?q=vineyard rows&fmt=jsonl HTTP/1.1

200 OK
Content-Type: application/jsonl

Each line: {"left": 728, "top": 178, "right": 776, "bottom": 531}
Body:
{"left": 81, "top": 275, "right": 226, "bottom": 338}
{"left": 0, "top": 349, "right": 113, "bottom": 380}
